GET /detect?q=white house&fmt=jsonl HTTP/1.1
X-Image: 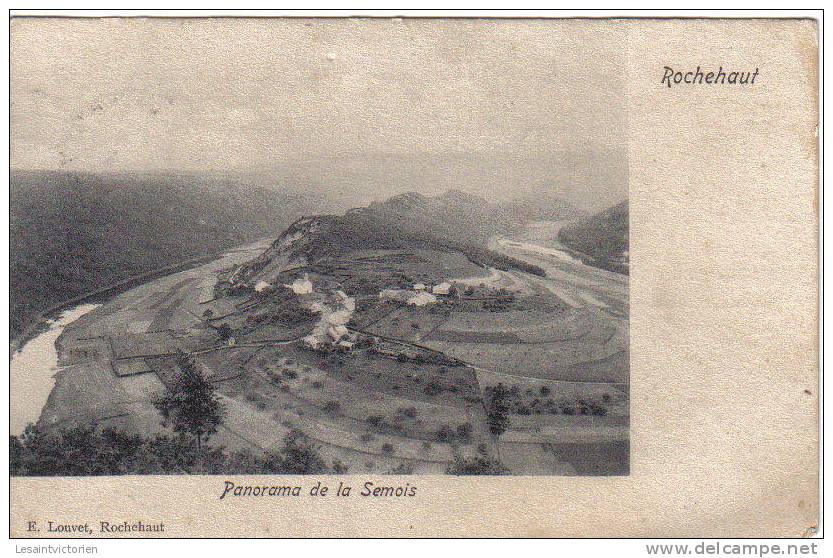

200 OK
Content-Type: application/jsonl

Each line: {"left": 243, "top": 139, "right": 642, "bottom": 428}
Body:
{"left": 327, "top": 324, "right": 349, "bottom": 342}
{"left": 407, "top": 291, "right": 438, "bottom": 306}
{"left": 285, "top": 273, "right": 314, "bottom": 295}
{"left": 413, "top": 283, "right": 427, "bottom": 291}
{"left": 302, "top": 335, "right": 322, "bottom": 349}
{"left": 432, "top": 282, "right": 452, "bottom": 295}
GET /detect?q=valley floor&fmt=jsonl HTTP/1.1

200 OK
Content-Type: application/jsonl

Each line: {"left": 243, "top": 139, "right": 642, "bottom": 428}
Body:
{"left": 30, "top": 221, "right": 628, "bottom": 475}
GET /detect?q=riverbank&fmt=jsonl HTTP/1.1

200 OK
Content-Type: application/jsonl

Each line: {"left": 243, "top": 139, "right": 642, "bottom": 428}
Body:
{"left": 13, "top": 236, "right": 277, "bottom": 439}
{"left": 10, "top": 303, "right": 101, "bottom": 435}
{"left": 9, "top": 245, "right": 268, "bottom": 358}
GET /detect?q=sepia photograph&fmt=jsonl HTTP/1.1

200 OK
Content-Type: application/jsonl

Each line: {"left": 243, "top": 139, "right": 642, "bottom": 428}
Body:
{"left": 10, "top": 16, "right": 628, "bottom": 477}
{"left": 7, "top": 10, "right": 819, "bottom": 542}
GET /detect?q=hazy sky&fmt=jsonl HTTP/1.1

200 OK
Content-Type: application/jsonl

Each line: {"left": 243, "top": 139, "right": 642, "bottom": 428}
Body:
{"left": 11, "top": 17, "right": 628, "bottom": 210}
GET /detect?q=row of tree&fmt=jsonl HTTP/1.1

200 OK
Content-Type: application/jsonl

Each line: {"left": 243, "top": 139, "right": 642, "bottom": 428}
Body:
{"left": 10, "top": 424, "right": 333, "bottom": 476}
{"left": 11, "top": 352, "right": 513, "bottom": 476}
{"left": 9, "top": 351, "right": 337, "bottom": 476}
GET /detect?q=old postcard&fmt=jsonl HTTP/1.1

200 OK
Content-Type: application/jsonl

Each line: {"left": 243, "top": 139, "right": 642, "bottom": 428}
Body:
{"left": 7, "top": 14, "right": 819, "bottom": 539}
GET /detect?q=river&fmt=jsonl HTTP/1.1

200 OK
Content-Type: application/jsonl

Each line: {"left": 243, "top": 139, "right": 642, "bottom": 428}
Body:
{"left": 9, "top": 303, "right": 100, "bottom": 436}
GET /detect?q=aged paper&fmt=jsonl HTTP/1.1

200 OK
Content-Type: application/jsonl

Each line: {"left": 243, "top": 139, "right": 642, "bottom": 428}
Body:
{"left": 8, "top": 16, "right": 818, "bottom": 537}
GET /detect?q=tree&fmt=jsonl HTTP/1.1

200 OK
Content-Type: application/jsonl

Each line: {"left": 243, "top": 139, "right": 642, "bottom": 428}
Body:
{"left": 10, "top": 425, "right": 343, "bottom": 476}
{"left": 153, "top": 351, "right": 226, "bottom": 450}
{"left": 279, "top": 429, "right": 327, "bottom": 473}
{"left": 216, "top": 323, "right": 233, "bottom": 342}
{"left": 456, "top": 422, "right": 473, "bottom": 442}
{"left": 436, "top": 424, "right": 454, "bottom": 443}
{"left": 486, "top": 382, "right": 511, "bottom": 438}
{"left": 446, "top": 455, "right": 508, "bottom": 475}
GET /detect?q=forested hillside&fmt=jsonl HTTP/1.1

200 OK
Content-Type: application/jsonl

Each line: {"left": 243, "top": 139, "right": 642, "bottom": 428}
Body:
{"left": 558, "top": 200, "right": 629, "bottom": 274}
{"left": 10, "top": 171, "right": 329, "bottom": 339}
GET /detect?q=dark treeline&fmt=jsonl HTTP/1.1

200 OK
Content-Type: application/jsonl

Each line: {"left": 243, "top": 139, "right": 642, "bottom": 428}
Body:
{"left": 10, "top": 425, "right": 510, "bottom": 476}
{"left": 10, "top": 350, "right": 350, "bottom": 477}
{"left": 10, "top": 424, "right": 344, "bottom": 476}
{"left": 558, "top": 200, "right": 629, "bottom": 275}
{"left": 10, "top": 170, "right": 330, "bottom": 339}
{"left": 446, "top": 455, "right": 508, "bottom": 475}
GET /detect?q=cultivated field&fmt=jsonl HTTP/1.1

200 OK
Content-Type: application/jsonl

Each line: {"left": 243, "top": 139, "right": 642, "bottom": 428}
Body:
{"left": 41, "top": 221, "right": 628, "bottom": 475}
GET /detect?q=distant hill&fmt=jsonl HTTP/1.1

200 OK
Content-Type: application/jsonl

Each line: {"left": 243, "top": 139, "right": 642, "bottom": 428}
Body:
{"left": 557, "top": 200, "right": 629, "bottom": 274}
{"left": 231, "top": 190, "right": 546, "bottom": 289}
{"left": 227, "top": 150, "right": 628, "bottom": 214}
{"left": 360, "top": 189, "right": 511, "bottom": 245}
{"left": 10, "top": 170, "right": 331, "bottom": 339}
{"left": 496, "top": 192, "right": 587, "bottom": 224}
{"left": 269, "top": 190, "right": 516, "bottom": 263}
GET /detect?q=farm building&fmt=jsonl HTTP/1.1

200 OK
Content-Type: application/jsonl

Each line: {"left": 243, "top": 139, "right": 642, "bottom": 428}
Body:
{"left": 432, "top": 282, "right": 452, "bottom": 295}
{"left": 327, "top": 324, "right": 349, "bottom": 342}
{"left": 407, "top": 291, "right": 438, "bottom": 306}
{"left": 303, "top": 335, "right": 323, "bottom": 349}
{"left": 285, "top": 273, "right": 314, "bottom": 295}
{"left": 380, "top": 288, "right": 439, "bottom": 306}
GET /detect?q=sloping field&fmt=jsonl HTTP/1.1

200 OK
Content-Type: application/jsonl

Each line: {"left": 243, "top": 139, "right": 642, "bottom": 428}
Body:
{"left": 113, "top": 359, "right": 154, "bottom": 377}
{"left": 38, "top": 221, "right": 627, "bottom": 475}
{"left": 364, "top": 305, "right": 452, "bottom": 343}
{"left": 426, "top": 340, "right": 628, "bottom": 383}
{"left": 212, "top": 345, "right": 489, "bottom": 469}
{"left": 428, "top": 308, "right": 598, "bottom": 344}
{"left": 425, "top": 316, "right": 627, "bottom": 383}
{"left": 41, "top": 240, "right": 279, "bottom": 435}
{"left": 110, "top": 331, "right": 180, "bottom": 359}
{"left": 261, "top": 353, "right": 483, "bottom": 443}
{"left": 38, "top": 360, "right": 166, "bottom": 434}
{"left": 500, "top": 440, "right": 628, "bottom": 476}
{"left": 56, "top": 238, "right": 270, "bottom": 342}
